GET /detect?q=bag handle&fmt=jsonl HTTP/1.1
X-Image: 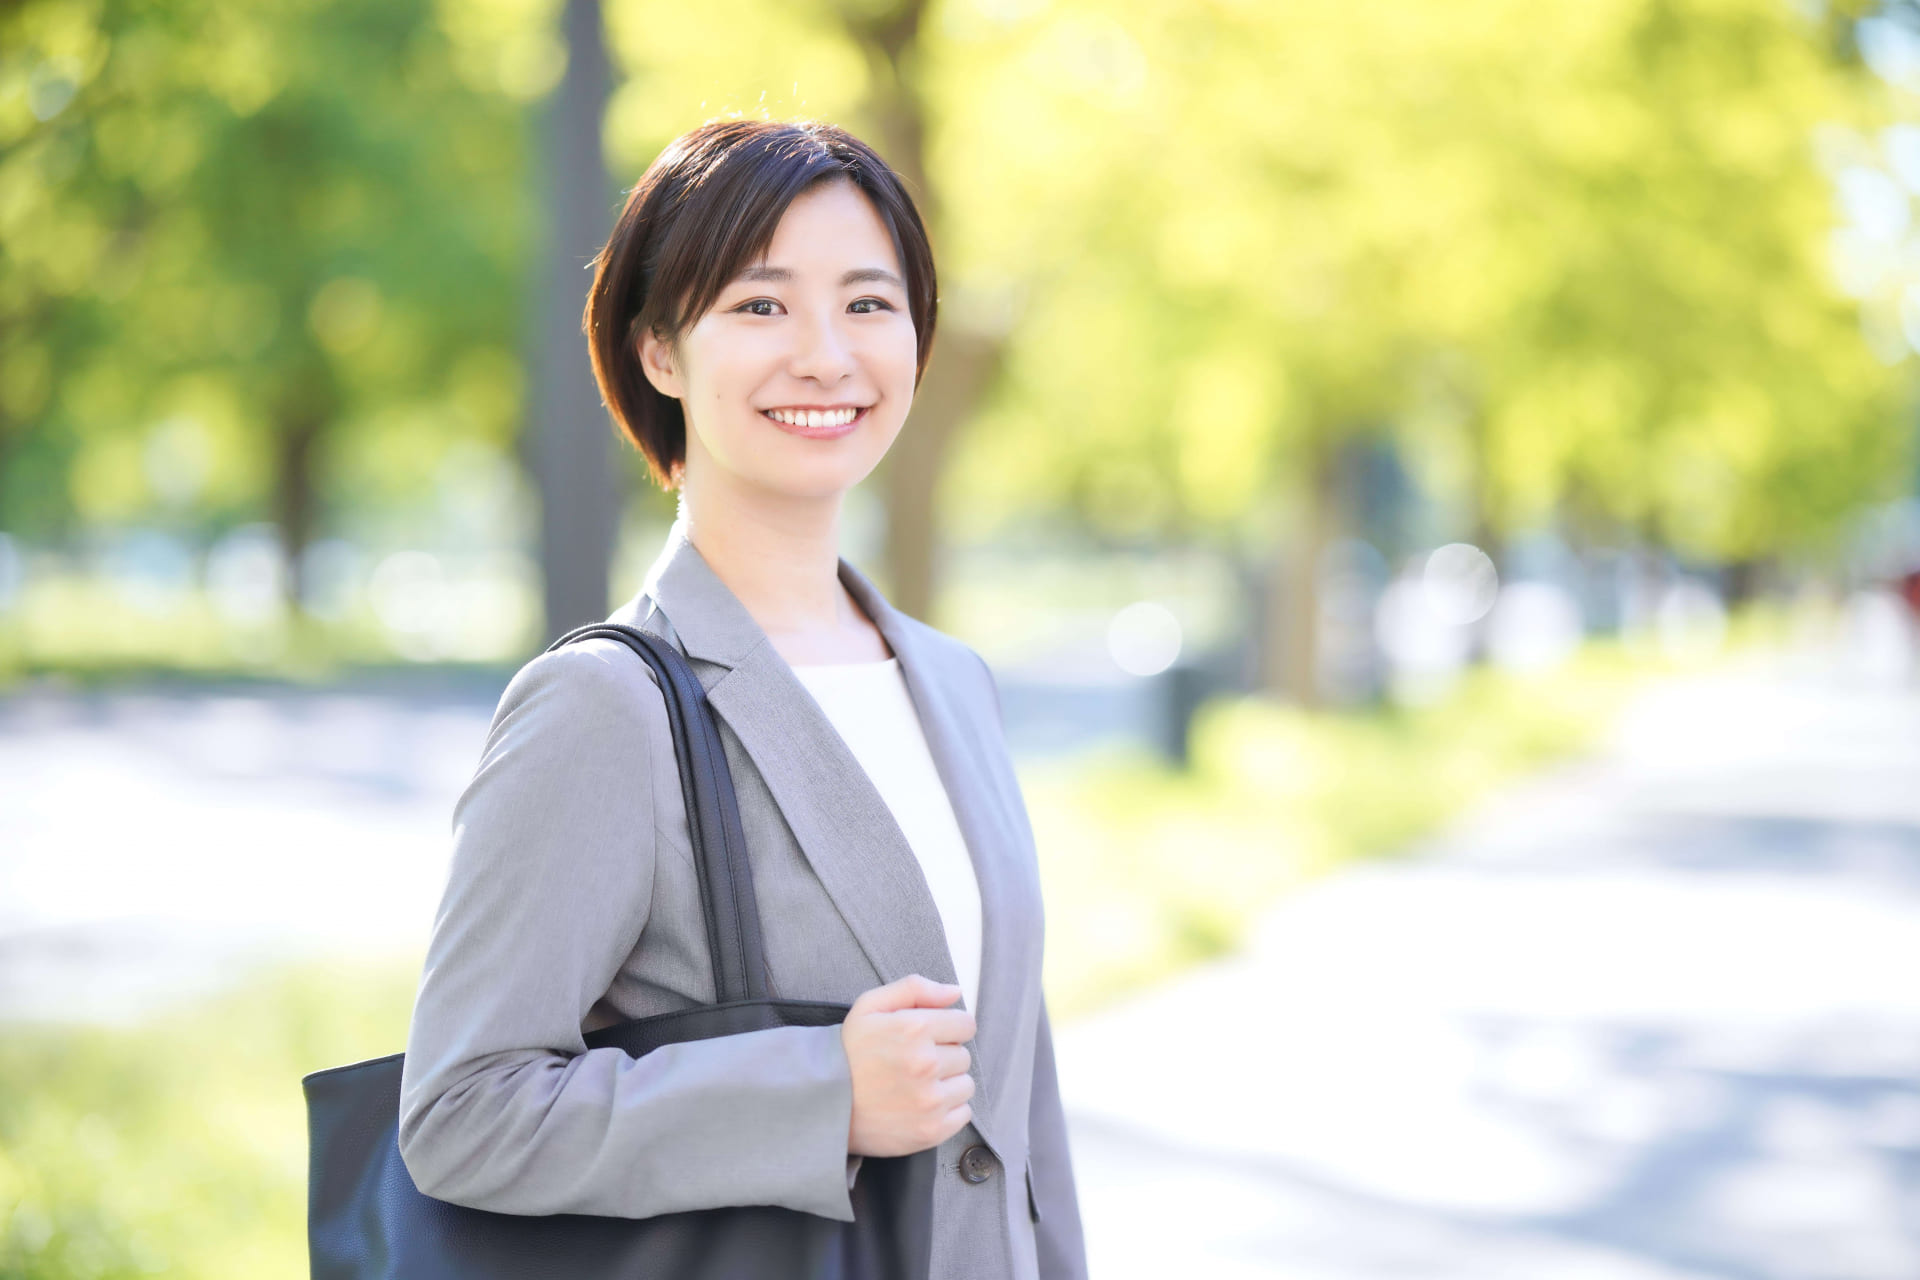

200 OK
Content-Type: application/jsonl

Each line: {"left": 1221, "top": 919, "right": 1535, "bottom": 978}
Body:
{"left": 543, "top": 619, "right": 770, "bottom": 1005}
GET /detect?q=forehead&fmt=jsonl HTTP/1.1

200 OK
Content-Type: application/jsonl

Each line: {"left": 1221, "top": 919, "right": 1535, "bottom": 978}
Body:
{"left": 749, "top": 180, "right": 900, "bottom": 271}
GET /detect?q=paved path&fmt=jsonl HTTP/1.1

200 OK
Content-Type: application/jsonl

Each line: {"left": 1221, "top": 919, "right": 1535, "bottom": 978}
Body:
{"left": 1053, "top": 651, "right": 1920, "bottom": 1278}
{"left": 0, "top": 666, "right": 1150, "bottom": 1023}
{"left": 0, "top": 682, "right": 491, "bottom": 1023}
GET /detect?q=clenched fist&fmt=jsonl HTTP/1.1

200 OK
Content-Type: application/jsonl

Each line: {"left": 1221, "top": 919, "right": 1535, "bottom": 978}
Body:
{"left": 842, "top": 974, "right": 977, "bottom": 1157}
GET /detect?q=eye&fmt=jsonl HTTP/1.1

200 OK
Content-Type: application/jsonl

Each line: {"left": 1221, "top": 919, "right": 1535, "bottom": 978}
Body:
{"left": 850, "top": 298, "right": 894, "bottom": 314}
{"left": 736, "top": 298, "right": 781, "bottom": 317}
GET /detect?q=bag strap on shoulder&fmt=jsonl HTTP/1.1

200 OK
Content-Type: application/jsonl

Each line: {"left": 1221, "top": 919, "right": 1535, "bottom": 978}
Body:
{"left": 543, "top": 619, "right": 770, "bottom": 1005}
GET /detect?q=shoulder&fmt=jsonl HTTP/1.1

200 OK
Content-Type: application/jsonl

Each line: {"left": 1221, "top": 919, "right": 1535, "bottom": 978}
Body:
{"left": 487, "top": 635, "right": 670, "bottom": 749}
{"left": 451, "top": 638, "right": 675, "bottom": 830}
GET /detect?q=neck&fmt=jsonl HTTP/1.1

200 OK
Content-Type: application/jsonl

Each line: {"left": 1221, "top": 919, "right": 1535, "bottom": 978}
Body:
{"left": 675, "top": 481, "right": 854, "bottom": 645}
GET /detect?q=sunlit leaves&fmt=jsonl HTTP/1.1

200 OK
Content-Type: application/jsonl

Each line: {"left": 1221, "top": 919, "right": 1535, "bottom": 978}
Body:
{"left": 433, "top": 0, "right": 567, "bottom": 101}
{"left": 602, "top": 0, "right": 870, "bottom": 179}
{"left": 935, "top": 0, "right": 1909, "bottom": 558}
{"left": 1171, "top": 346, "right": 1284, "bottom": 522}
{"left": 1, "top": 0, "right": 1910, "bottom": 570}
{"left": 0, "top": 0, "right": 535, "bottom": 546}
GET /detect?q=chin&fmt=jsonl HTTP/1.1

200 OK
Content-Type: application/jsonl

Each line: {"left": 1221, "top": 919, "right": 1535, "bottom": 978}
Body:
{"left": 749, "top": 463, "right": 869, "bottom": 503}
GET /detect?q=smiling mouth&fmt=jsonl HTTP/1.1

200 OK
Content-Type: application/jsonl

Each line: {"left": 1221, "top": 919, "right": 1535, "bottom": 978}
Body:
{"left": 760, "top": 405, "right": 869, "bottom": 428}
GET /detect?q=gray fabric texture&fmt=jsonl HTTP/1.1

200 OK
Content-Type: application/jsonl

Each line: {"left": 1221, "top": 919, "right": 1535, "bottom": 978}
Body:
{"left": 397, "top": 517, "right": 1089, "bottom": 1280}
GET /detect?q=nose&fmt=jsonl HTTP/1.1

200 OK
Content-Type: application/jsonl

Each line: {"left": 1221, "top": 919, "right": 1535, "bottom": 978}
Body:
{"left": 787, "top": 306, "right": 858, "bottom": 385}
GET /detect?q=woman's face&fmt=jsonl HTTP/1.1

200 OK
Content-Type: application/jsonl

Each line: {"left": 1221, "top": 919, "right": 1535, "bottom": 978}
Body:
{"left": 639, "top": 178, "right": 918, "bottom": 504}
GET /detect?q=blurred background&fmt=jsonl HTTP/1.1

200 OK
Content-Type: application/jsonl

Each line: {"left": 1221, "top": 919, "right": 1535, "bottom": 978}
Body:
{"left": 5, "top": 0, "right": 1920, "bottom": 1274}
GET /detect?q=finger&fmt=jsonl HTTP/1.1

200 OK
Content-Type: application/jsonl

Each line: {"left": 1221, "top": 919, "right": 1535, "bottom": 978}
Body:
{"left": 896, "top": 975, "right": 963, "bottom": 1009}
{"left": 931, "top": 1043, "right": 971, "bottom": 1078}
{"left": 936, "top": 1070, "right": 976, "bottom": 1107}
{"left": 938, "top": 1102, "right": 973, "bottom": 1138}
{"left": 918, "top": 1007, "right": 978, "bottom": 1044}
{"left": 853, "top": 974, "right": 962, "bottom": 1015}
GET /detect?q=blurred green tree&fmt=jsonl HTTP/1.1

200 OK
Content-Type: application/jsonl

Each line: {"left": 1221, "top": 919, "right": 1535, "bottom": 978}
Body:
{"left": 4, "top": 0, "right": 1912, "bottom": 682}
{"left": 934, "top": 0, "right": 1911, "bottom": 701}
{"left": 1, "top": 0, "right": 536, "bottom": 609}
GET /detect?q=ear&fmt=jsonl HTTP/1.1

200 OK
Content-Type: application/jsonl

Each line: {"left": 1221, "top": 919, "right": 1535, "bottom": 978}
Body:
{"left": 637, "top": 327, "right": 684, "bottom": 400}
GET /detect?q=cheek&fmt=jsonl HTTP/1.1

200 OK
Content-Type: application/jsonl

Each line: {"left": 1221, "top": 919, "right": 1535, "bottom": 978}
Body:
{"left": 680, "top": 324, "right": 770, "bottom": 392}
{"left": 875, "top": 323, "right": 919, "bottom": 385}
{"left": 693, "top": 353, "right": 767, "bottom": 408}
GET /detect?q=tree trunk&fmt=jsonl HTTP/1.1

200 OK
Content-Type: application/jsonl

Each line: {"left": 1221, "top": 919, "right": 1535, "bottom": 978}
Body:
{"left": 881, "top": 327, "right": 1004, "bottom": 622}
{"left": 846, "top": 0, "right": 943, "bottom": 240}
{"left": 273, "top": 408, "right": 325, "bottom": 613}
{"left": 529, "top": 0, "right": 618, "bottom": 642}
{"left": 1724, "top": 556, "right": 1767, "bottom": 608}
{"left": 1259, "top": 432, "right": 1339, "bottom": 706}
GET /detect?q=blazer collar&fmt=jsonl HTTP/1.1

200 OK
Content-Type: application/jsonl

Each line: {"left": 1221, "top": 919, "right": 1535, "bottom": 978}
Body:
{"left": 625, "top": 513, "right": 901, "bottom": 673}
{"left": 606, "top": 515, "right": 1015, "bottom": 1154}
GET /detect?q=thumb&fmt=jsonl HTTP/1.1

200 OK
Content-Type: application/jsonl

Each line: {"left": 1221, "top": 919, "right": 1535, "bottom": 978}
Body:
{"left": 853, "top": 973, "right": 962, "bottom": 1015}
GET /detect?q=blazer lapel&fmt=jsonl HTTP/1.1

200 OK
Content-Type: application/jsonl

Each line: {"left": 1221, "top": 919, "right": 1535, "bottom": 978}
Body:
{"left": 611, "top": 519, "right": 1008, "bottom": 1150}
{"left": 838, "top": 556, "right": 1030, "bottom": 1144}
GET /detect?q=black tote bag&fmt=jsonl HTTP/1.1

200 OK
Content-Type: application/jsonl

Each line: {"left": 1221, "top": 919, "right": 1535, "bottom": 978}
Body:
{"left": 301, "top": 620, "right": 936, "bottom": 1280}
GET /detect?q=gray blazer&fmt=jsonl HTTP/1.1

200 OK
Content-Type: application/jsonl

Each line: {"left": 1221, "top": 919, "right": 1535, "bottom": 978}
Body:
{"left": 397, "top": 517, "right": 1089, "bottom": 1280}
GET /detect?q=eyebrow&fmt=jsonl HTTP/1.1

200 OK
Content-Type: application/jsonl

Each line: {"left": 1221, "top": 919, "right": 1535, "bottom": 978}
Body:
{"left": 732, "top": 265, "right": 906, "bottom": 290}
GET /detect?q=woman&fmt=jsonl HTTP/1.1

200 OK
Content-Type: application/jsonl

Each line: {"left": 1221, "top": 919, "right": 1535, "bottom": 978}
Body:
{"left": 396, "top": 118, "right": 1088, "bottom": 1280}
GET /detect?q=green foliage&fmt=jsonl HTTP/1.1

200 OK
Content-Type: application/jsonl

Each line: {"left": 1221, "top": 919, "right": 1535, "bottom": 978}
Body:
{"left": 0, "top": 0, "right": 536, "bottom": 546}
{"left": 0, "top": 952, "right": 420, "bottom": 1279}
{"left": 0, "top": 600, "right": 517, "bottom": 688}
{"left": 934, "top": 0, "right": 1914, "bottom": 557}
{"left": 5, "top": 0, "right": 1914, "bottom": 596}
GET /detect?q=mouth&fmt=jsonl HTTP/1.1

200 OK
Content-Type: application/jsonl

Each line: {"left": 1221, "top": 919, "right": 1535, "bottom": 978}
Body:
{"left": 759, "top": 405, "right": 871, "bottom": 439}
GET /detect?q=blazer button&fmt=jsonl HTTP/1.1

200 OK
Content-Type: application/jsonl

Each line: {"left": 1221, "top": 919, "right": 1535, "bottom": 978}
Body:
{"left": 958, "top": 1144, "right": 997, "bottom": 1184}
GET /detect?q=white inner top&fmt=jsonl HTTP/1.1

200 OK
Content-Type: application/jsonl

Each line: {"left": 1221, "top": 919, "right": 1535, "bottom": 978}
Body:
{"left": 789, "top": 657, "right": 984, "bottom": 1017}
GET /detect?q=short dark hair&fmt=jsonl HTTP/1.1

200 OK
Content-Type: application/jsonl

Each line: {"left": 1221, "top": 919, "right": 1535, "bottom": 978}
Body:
{"left": 583, "top": 118, "right": 939, "bottom": 491}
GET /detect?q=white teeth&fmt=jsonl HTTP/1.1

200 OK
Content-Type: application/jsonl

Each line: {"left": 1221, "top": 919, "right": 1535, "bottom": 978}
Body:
{"left": 767, "top": 407, "right": 860, "bottom": 427}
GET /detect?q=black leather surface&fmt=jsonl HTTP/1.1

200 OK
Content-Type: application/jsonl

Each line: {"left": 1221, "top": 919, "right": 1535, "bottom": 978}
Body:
{"left": 301, "top": 620, "right": 936, "bottom": 1279}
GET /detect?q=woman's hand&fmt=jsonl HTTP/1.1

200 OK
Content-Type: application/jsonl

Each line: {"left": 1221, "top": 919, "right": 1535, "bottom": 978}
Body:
{"left": 842, "top": 974, "right": 977, "bottom": 1157}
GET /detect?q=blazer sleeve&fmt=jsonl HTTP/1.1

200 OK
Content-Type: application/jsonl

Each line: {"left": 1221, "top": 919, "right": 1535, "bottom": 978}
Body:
{"left": 1027, "top": 993, "right": 1090, "bottom": 1278}
{"left": 968, "top": 643, "right": 1091, "bottom": 1276}
{"left": 396, "top": 643, "right": 860, "bottom": 1220}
